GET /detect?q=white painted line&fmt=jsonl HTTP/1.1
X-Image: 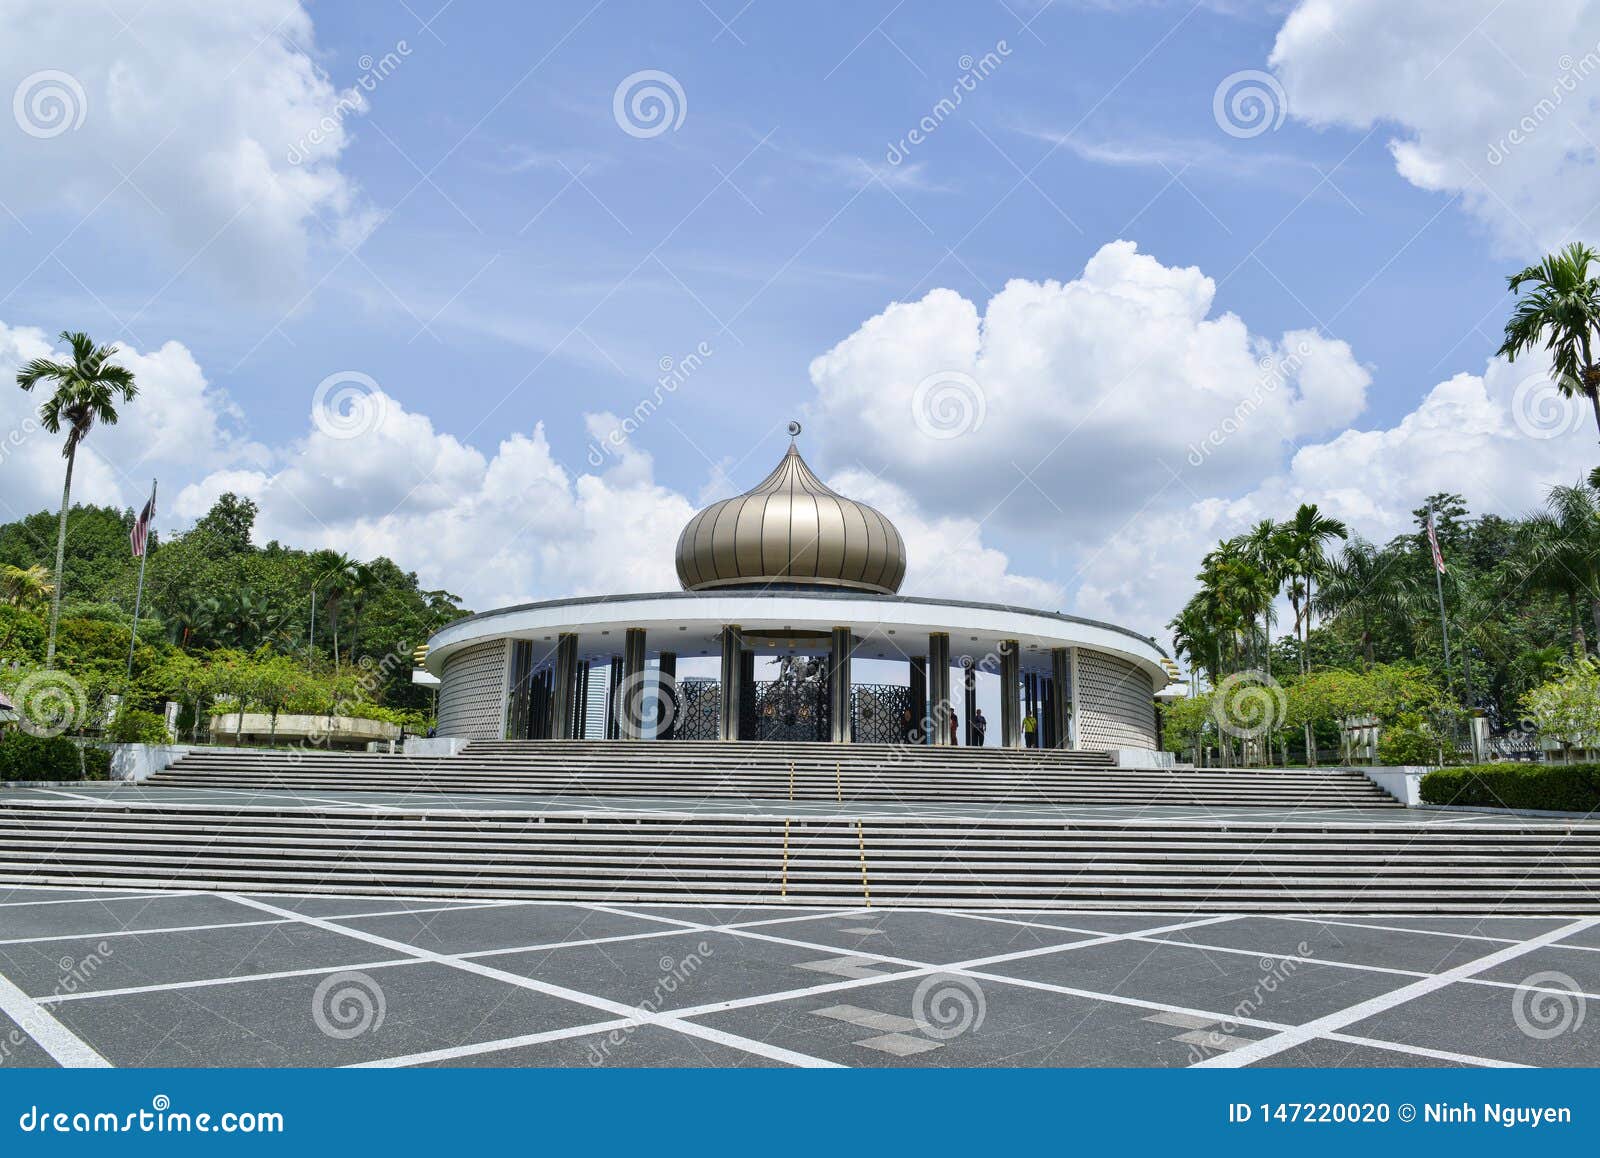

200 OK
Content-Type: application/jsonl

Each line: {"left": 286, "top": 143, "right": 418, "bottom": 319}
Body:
{"left": 349, "top": 1017, "right": 639, "bottom": 1068}
{"left": 0, "top": 917, "right": 292, "bottom": 946}
{"left": 666, "top": 914, "right": 1240, "bottom": 1020}
{"left": 1320, "top": 1031, "right": 1529, "bottom": 1067}
{"left": 0, "top": 890, "right": 201, "bottom": 909}
{"left": 42, "top": 958, "right": 423, "bottom": 1004}
{"left": 1192, "top": 917, "right": 1600, "bottom": 1068}
{"left": 0, "top": 966, "right": 110, "bottom": 1067}
{"left": 0, "top": 900, "right": 517, "bottom": 946}
{"left": 22, "top": 789, "right": 114, "bottom": 805}
{"left": 223, "top": 894, "right": 840, "bottom": 1069}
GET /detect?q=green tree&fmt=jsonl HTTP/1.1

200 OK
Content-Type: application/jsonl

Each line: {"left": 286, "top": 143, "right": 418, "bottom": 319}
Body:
{"left": 1499, "top": 242, "right": 1600, "bottom": 447}
{"left": 15, "top": 332, "right": 139, "bottom": 667}
{"left": 1523, "top": 656, "right": 1600, "bottom": 761}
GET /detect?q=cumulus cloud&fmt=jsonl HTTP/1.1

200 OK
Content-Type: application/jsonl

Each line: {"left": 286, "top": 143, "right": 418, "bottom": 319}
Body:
{"left": 1271, "top": 0, "right": 1600, "bottom": 252}
{"left": 807, "top": 240, "right": 1371, "bottom": 538}
{"left": 0, "top": 320, "right": 257, "bottom": 523}
{"left": 0, "top": 0, "right": 378, "bottom": 298}
{"left": 1076, "top": 355, "right": 1599, "bottom": 636}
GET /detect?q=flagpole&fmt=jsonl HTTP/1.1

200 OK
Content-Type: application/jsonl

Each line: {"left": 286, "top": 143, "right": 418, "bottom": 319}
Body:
{"left": 124, "top": 479, "right": 156, "bottom": 691}
{"left": 1429, "top": 500, "right": 1453, "bottom": 685}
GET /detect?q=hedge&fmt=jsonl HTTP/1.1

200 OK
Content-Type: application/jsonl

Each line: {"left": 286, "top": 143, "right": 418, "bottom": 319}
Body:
{"left": 0, "top": 732, "right": 112, "bottom": 781}
{"left": 1420, "top": 763, "right": 1600, "bottom": 813}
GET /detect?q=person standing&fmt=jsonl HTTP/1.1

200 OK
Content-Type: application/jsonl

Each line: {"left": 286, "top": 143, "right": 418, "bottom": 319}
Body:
{"left": 971, "top": 708, "right": 987, "bottom": 746}
{"left": 1022, "top": 710, "right": 1038, "bottom": 748}
{"left": 948, "top": 711, "right": 958, "bottom": 745}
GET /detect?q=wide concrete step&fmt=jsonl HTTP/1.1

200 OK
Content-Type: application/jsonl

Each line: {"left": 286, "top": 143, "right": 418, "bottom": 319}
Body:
{"left": 0, "top": 800, "right": 1593, "bottom": 912}
{"left": 153, "top": 741, "right": 1399, "bottom": 809}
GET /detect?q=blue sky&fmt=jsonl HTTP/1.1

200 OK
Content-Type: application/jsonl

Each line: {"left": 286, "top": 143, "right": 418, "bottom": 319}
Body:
{"left": 3, "top": 0, "right": 1598, "bottom": 636}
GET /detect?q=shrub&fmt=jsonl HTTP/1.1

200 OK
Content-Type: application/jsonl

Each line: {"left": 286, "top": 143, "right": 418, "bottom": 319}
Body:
{"left": 1376, "top": 713, "right": 1446, "bottom": 767}
{"left": 108, "top": 707, "right": 173, "bottom": 745}
{"left": 0, "top": 732, "right": 111, "bottom": 781}
{"left": 1421, "top": 763, "right": 1600, "bottom": 813}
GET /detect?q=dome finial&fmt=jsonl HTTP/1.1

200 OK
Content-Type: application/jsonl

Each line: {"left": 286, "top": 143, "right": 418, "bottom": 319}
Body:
{"left": 786, "top": 419, "right": 802, "bottom": 440}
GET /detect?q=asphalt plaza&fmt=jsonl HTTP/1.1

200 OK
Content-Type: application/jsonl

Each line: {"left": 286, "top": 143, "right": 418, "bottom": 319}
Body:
{"left": 0, "top": 884, "right": 1596, "bottom": 1068}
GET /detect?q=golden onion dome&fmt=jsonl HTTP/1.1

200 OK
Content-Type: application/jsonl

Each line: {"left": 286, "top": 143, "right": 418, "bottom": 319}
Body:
{"left": 675, "top": 439, "right": 906, "bottom": 595}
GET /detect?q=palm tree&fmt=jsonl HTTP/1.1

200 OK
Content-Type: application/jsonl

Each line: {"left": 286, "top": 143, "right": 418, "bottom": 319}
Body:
{"left": 15, "top": 331, "right": 139, "bottom": 666}
{"left": 1318, "top": 537, "right": 1401, "bottom": 668}
{"left": 0, "top": 563, "right": 54, "bottom": 653}
{"left": 0, "top": 563, "right": 53, "bottom": 609}
{"left": 316, "top": 553, "right": 361, "bottom": 672}
{"left": 1498, "top": 242, "right": 1600, "bottom": 446}
{"left": 1514, "top": 480, "right": 1600, "bottom": 655}
{"left": 1280, "top": 503, "right": 1349, "bottom": 674}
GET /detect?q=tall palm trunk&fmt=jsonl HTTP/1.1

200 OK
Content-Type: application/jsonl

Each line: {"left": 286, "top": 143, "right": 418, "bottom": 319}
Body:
{"left": 44, "top": 443, "right": 76, "bottom": 668}
{"left": 1303, "top": 570, "right": 1315, "bottom": 766}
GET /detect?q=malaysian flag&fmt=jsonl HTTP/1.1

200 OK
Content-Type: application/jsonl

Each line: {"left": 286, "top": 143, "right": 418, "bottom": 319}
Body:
{"left": 1426, "top": 508, "right": 1447, "bottom": 575}
{"left": 130, "top": 482, "right": 156, "bottom": 558}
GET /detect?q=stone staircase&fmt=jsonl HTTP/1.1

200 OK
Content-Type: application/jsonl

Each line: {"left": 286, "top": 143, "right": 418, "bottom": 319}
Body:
{"left": 0, "top": 799, "right": 1596, "bottom": 912}
{"left": 146, "top": 740, "right": 1402, "bottom": 809}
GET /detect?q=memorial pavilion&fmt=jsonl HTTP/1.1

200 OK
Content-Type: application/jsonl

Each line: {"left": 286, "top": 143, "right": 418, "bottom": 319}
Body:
{"left": 425, "top": 427, "right": 1172, "bottom": 758}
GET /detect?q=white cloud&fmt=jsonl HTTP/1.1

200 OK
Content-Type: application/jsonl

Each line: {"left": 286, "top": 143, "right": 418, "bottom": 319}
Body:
{"left": 807, "top": 240, "right": 1371, "bottom": 539}
{"left": 1270, "top": 0, "right": 1600, "bottom": 252}
{"left": 168, "top": 404, "right": 1052, "bottom": 611}
{"left": 827, "top": 469, "right": 1065, "bottom": 608}
{"left": 0, "top": 321, "right": 255, "bottom": 522}
{"left": 0, "top": 0, "right": 378, "bottom": 298}
{"left": 1076, "top": 355, "right": 1599, "bottom": 637}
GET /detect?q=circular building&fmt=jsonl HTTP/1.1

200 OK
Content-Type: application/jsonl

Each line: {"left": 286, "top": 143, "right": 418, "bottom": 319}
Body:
{"left": 425, "top": 432, "right": 1172, "bottom": 756}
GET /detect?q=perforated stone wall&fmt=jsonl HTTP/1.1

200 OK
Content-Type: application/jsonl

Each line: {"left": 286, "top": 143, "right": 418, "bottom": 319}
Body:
{"left": 436, "top": 640, "right": 509, "bottom": 740}
{"left": 1075, "top": 648, "right": 1157, "bottom": 751}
